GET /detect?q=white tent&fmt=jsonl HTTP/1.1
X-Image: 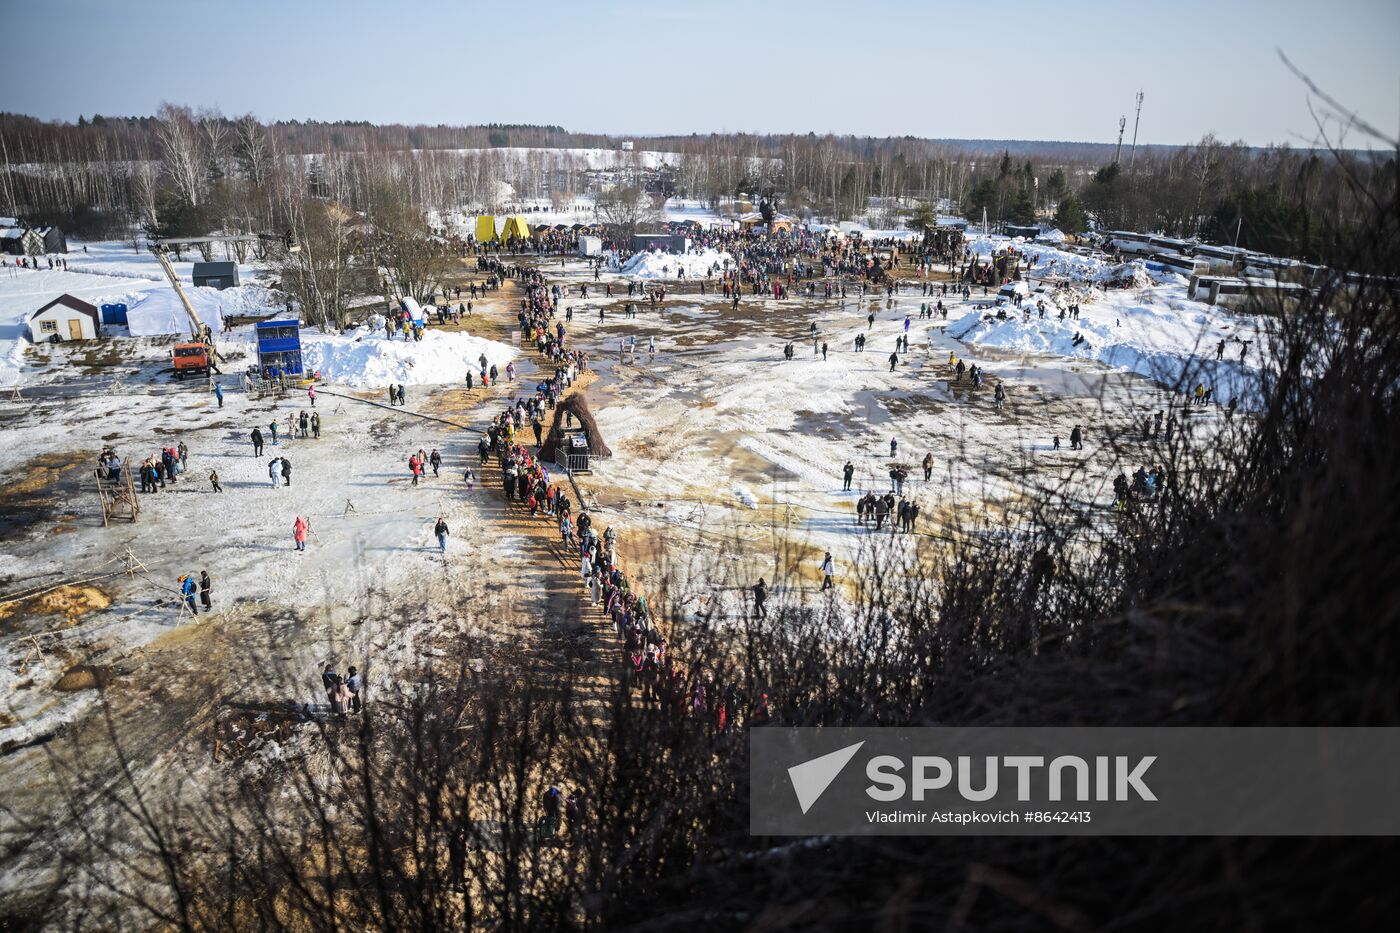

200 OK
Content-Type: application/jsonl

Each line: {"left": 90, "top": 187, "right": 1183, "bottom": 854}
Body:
{"left": 125, "top": 287, "right": 227, "bottom": 337}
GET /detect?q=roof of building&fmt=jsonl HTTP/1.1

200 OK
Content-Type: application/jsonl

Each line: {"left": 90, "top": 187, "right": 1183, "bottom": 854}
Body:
{"left": 193, "top": 261, "right": 238, "bottom": 274}
{"left": 0, "top": 228, "right": 22, "bottom": 240}
{"left": 31, "top": 294, "right": 100, "bottom": 323}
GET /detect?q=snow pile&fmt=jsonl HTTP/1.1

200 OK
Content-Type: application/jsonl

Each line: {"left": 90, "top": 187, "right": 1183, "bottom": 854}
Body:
{"left": 947, "top": 285, "right": 1269, "bottom": 403}
{"left": 966, "top": 234, "right": 1108, "bottom": 282}
{"left": 1091, "top": 261, "right": 1155, "bottom": 289}
{"left": 617, "top": 248, "right": 732, "bottom": 280}
{"left": 292, "top": 324, "right": 516, "bottom": 389}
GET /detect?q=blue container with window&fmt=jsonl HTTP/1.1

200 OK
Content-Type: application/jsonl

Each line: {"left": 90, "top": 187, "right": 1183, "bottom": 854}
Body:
{"left": 254, "top": 320, "right": 304, "bottom": 378}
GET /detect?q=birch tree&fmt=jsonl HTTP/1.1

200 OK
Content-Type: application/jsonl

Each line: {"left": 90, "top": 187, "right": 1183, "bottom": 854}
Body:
{"left": 154, "top": 103, "right": 206, "bottom": 207}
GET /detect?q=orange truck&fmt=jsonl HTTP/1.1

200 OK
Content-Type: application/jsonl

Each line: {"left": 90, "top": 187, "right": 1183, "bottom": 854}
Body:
{"left": 172, "top": 342, "right": 212, "bottom": 379}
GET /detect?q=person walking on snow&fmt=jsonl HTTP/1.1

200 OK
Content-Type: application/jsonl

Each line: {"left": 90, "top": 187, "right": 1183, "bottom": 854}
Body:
{"left": 842, "top": 460, "right": 855, "bottom": 491}
{"left": 345, "top": 666, "right": 362, "bottom": 712}
{"left": 252, "top": 427, "right": 263, "bottom": 456}
{"left": 434, "top": 516, "right": 449, "bottom": 554}
{"left": 322, "top": 665, "right": 340, "bottom": 706}
{"left": 820, "top": 552, "right": 835, "bottom": 592}
{"left": 269, "top": 419, "right": 279, "bottom": 446}
{"left": 308, "top": 385, "right": 316, "bottom": 407}
{"left": 430, "top": 448, "right": 442, "bottom": 477}
{"left": 889, "top": 351, "right": 899, "bottom": 372}
{"left": 268, "top": 457, "right": 281, "bottom": 488}
{"left": 199, "top": 570, "right": 212, "bottom": 610}
{"left": 293, "top": 515, "right": 309, "bottom": 551}
{"left": 214, "top": 383, "right": 224, "bottom": 408}
{"left": 281, "top": 457, "right": 292, "bottom": 486}
{"left": 179, "top": 575, "right": 198, "bottom": 615}
{"left": 890, "top": 436, "right": 898, "bottom": 458}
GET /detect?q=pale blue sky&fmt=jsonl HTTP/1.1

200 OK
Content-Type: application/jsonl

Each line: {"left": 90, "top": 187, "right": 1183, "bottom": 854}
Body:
{"left": 2, "top": 0, "right": 1396, "bottom": 146}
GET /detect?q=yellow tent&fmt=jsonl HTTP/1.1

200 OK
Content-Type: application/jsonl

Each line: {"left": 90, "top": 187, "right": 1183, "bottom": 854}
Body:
{"left": 500, "top": 215, "right": 530, "bottom": 241}
{"left": 475, "top": 215, "right": 497, "bottom": 242}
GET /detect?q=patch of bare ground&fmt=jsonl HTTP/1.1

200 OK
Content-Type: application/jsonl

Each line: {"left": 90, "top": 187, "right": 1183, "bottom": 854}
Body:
{"left": 0, "top": 584, "right": 112, "bottom": 630}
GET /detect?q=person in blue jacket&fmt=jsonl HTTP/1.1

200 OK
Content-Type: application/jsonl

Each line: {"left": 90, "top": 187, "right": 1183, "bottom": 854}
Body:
{"left": 179, "top": 574, "right": 198, "bottom": 615}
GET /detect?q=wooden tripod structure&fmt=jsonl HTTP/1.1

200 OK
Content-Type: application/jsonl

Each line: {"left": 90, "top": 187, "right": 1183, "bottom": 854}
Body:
{"left": 97, "top": 458, "right": 140, "bottom": 527}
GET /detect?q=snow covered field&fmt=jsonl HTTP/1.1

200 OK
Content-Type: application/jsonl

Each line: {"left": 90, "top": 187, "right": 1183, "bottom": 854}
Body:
{"left": 0, "top": 240, "right": 280, "bottom": 385}
{"left": 489, "top": 256, "right": 1249, "bottom": 617}
{"left": 0, "top": 243, "right": 1262, "bottom": 907}
{"left": 64, "top": 238, "right": 262, "bottom": 284}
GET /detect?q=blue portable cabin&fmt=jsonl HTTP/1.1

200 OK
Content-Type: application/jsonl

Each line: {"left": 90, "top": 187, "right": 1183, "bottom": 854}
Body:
{"left": 254, "top": 320, "right": 304, "bottom": 377}
{"left": 100, "top": 302, "right": 128, "bottom": 325}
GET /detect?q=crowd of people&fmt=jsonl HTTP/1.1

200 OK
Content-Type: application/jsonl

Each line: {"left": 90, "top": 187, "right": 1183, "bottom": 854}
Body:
{"left": 320, "top": 664, "right": 363, "bottom": 717}
{"left": 109, "top": 442, "right": 193, "bottom": 494}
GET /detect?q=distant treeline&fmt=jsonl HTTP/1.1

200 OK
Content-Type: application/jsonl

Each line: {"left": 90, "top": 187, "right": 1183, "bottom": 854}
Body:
{"left": 0, "top": 113, "right": 598, "bottom": 161}
{"left": 1, "top": 109, "right": 1391, "bottom": 263}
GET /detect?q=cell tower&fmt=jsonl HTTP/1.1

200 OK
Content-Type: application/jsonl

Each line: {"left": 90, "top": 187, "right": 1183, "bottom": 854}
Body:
{"left": 1115, "top": 116, "right": 1127, "bottom": 164}
{"left": 1128, "top": 91, "right": 1145, "bottom": 169}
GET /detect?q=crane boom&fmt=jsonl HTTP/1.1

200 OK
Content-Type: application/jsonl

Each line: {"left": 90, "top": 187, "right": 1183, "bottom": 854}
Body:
{"left": 149, "top": 246, "right": 206, "bottom": 336}
{"left": 147, "top": 230, "right": 296, "bottom": 346}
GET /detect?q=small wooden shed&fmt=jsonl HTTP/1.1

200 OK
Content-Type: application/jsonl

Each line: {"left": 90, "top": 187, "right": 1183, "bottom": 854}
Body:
{"left": 29, "top": 294, "right": 100, "bottom": 342}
